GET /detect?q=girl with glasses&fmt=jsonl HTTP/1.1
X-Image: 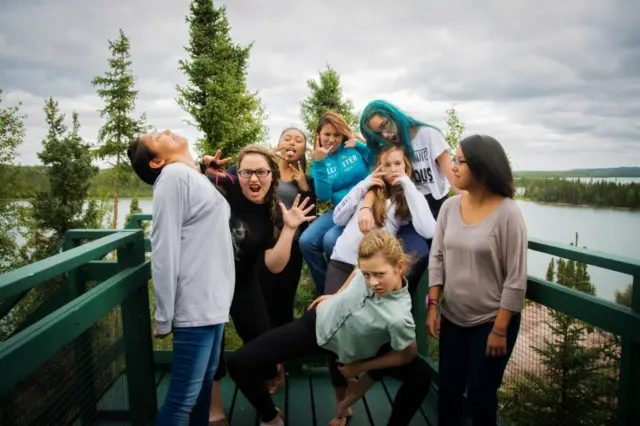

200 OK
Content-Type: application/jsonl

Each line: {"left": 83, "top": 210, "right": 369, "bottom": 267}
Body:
{"left": 203, "top": 145, "right": 316, "bottom": 425}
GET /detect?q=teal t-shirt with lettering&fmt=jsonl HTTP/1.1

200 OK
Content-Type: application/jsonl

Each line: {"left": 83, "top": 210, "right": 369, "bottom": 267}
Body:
{"left": 310, "top": 142, "right": 371, "bottom": 206}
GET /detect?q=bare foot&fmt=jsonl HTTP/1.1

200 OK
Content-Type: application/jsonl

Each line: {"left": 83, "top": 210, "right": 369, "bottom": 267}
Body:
{"left": 209, "top": 380, "right": 227, "bottom": 422}
{"left": 267, "top": 364, "right": 285, "bottom": 394}
{"left": 328, "top": 416, "right": 347, "bottom": 426}
{"left": 260, "top": 408, "right": 284, "bottom": 425}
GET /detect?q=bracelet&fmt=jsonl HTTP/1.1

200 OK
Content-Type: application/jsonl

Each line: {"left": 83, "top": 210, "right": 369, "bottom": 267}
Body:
{"left": 359, "top": 206, "right": 372, "bottom": 212}
{"left": 491, "top": 329, "right": 506, "bottom": 338}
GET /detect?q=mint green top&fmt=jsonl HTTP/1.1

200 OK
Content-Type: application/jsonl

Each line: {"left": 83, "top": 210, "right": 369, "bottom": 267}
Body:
{"left": 315, "top": 271, "right": 415, "bottom": 364}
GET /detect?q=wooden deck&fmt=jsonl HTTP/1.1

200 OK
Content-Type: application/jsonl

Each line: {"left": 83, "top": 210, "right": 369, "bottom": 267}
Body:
{"left": 153, "top": 366, "right": 438, "bottom": 425}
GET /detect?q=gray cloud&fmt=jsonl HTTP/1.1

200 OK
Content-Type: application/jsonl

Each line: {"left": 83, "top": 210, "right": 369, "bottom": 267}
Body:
{"left": 0, "top": 0, "right": 638, "bottom": 170}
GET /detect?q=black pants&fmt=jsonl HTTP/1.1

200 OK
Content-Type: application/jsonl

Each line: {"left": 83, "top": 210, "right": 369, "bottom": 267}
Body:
{"left": 323, "top": 259, "right": 355, "bottom": 295}
{"left": 213, "top": 268, "right": 273, "bottom": 381}
{"left": 438, "top": 314, "right": 521, "bottom": 426}
{"left": 258, "top": 240, "right": 304, "bottom": 328}
{"left": 227, "top": 309, "right": 432, "bottom": 425}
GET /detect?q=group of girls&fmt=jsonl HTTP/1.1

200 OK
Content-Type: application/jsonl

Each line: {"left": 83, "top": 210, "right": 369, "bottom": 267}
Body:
{"left": 191, "top": 98, "right": 526, "bottom": 426}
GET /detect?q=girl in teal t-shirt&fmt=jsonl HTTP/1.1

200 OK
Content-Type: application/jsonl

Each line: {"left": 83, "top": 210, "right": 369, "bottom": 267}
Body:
{"left": 299, "top": 111, "right": 371, "bottom": 294}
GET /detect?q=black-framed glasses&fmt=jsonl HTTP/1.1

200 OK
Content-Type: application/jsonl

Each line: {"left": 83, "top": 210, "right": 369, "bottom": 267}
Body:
{"left": 238, "top": 169, "right": 272, "bottom": 179}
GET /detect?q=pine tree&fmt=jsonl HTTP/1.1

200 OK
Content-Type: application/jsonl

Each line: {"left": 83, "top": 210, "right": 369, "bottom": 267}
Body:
{"left": 125, "top": 196, "right": 148, "bottom": 236}
{"left": 29, "top": 99, "right": 98, "bottom": 259}
{"left": 300, "top": 64, "right": 359, "bottom": 136}
{"left": 501, "top": 235, "right": 618, "bottom": 425}
{"left": 177, "top": 0, "right": 267, "bottom": 158}
{"left": 614, "top": 283, "right": 633, "bottom": 308}
{"left": 92, "top": 29, "right": 148, "bottom": 229}
{"left": 0, "top": 90, "right": 27, "bottom": 272}
{"left": 444, "top": 107, "right": 465, "bottom": 150}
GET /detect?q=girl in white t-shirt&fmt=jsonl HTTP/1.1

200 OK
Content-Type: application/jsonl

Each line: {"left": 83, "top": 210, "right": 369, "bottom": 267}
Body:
{"left": 323, "top": 145, "right": 436, "bottom": 295}
{"left": 356, "top": 99, "right": 459, "bottom": 295}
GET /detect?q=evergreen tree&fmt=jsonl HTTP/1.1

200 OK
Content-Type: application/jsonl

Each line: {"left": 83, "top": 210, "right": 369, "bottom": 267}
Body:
{"left": 300, "top": 64, "right": 359, "bottom": 136}
{"left": 29, "top": 99, "right": 98, "bottom": 260}
{"left": 444, "top": 107, "right": 465, "bottom": 150}
{"left": 0, "top": 90, "right": 27, "bottom": 272}
{"left": 92, "top": 29, "right": 148, "bottom": 229}
{"left": 125, "top": 196, "right": 148, "bottom": 236}
{"left": 614, "top": 283, "right": 633, "bottom": 308}
{"left": 177, "top": 0, "right": 267, "bottom": 158}
{"left": 501, "top": 235, "right": 618, "bottom": 425}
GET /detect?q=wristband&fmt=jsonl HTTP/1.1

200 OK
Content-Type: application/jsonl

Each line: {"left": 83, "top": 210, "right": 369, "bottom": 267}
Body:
{"left": 359, "top": 206, "right": 372, "bottom": 212}
{"left": 490, "top": 329, "right": 506, "bottom": 338}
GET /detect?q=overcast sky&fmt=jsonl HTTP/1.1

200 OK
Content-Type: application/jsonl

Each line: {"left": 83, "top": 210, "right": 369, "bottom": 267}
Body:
{"left": 1, "top": 0, "right": 638, "bottom": 170}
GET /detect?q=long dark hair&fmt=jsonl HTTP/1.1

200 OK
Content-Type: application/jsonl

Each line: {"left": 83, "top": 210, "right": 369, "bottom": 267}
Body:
{"left": 460, "top": 134, "right": 515, "bottom": 199}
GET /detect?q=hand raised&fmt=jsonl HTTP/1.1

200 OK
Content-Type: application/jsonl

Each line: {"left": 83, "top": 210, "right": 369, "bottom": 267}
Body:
{"left": 280, "top": 194, "right": 316, "bottom": 229}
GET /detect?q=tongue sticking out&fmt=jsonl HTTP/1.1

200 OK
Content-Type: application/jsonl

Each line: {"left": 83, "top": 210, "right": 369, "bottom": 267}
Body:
{"left": 285, "top": 150, "right": 296, "bottom": 158}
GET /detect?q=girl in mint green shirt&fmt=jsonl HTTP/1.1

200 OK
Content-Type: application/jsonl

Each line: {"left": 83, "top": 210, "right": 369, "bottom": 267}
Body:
{"left": 227, "top": 229, "right": 431, "bottom": 426}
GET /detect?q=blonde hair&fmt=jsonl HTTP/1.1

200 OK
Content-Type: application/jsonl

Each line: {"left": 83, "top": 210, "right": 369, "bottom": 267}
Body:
{"left": 371, "top": 145, "right": 413, "bottom": 228}
{"left": 357, "top": 229, "right": 413, "bottom": 275}
{"left": 236, "top": 145, "right": 282, "bottom": 238}
{"left": 314, "top": 111, "right": 353, "bottom": 150}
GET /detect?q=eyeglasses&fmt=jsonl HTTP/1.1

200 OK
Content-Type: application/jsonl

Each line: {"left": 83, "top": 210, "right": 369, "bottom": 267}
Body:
{"left": 451, "top": 158, "right": 467, "bottom": 166}
{"left": 238, "top": 169, "right": 272, "bottom": 179}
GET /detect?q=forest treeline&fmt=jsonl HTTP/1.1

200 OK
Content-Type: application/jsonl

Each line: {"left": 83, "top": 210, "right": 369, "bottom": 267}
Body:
{"left": 519, "top": 177, "right": 640, "bottom": 209}
{"left": 3, "top": 165, "right": 153, "bottom": 199}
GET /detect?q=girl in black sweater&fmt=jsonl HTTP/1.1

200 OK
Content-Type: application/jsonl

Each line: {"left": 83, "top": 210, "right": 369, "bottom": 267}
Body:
{"left": 203, "top": 145, "right": 315, "bottom": 425}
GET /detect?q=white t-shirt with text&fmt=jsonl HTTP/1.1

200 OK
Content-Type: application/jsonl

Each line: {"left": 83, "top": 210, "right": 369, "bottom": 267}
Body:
{"left": 410, "top": 127, "right": 450, "bottom": 200}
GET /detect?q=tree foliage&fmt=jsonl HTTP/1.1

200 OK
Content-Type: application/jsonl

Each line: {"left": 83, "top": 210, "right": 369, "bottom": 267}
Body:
{"left": 444, "top": 107, "right": 465, "bottom": 150}
{"left": 177, "top": 0, "right": 267, "bottom": 158}
{"left": 614, "top": 283, "right": 633, "bottom": 308}
{"left": 520, "top": 177, "right": 640, "bottom": 209}
{"left": 0, "top": 90, "right": 27, "bottom": 272}
{"left": 299, "top": 64, "right": 359, "bottom": 136}
{"left": 28, "top": 98, "right": 98, "bottom": 260}
{"left": 92, "top": 28, "right": 148, "bottom": 228}
{"left": 500, "top": 236, "right": 618, "bottom": 425}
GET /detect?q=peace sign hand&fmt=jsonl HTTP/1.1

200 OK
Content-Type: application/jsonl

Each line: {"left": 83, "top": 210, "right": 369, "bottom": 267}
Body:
{"left": 203, "top": 150, "right": 232, "bottom": 170}
{"left": 288, "top": 161, "right": 310, "bottom": 192}
{"left": 370, "top": 165, "right": 387, "bottom": 188}
{"left": 280, "top": 194, "right": 316, "bottom": 230}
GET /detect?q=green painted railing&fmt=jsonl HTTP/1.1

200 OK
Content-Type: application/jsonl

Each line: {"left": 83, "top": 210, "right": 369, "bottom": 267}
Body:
{"left": 1, "top": 212, "right": 639, "bottom": 425}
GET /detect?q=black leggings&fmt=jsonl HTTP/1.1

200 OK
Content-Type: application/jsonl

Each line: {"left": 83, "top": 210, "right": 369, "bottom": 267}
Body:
{"left": 226, "top": 310, "right": 432, "bottom": 425}
{"left": 323, "top": 259, "right": 355, "bottom": 295}
{"left": 258, "top": 240, "right": 304, "bottom": 328}
{"left": 213, "top": 268, "right": 273, "bottom": 381}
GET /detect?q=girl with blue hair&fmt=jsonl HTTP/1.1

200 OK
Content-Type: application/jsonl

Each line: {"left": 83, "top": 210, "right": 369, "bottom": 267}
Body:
{"left": 357, "top": 100, "right": 459, "bottom": 294}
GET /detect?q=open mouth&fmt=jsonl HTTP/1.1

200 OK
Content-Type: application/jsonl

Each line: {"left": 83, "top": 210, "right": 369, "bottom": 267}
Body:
{"left": 249, "top": 184, "right": 262, "bottom": 195}
{"left": 390, "top": 135, "right": 399, "bottom": 143}
{"left": 285, "top": 147, "right": 296, "bottom": 158}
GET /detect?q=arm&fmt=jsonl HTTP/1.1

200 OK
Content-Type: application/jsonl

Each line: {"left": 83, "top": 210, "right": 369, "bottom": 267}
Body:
{"left": 332, "top": 176, "right": 374, "bottom": 226}
{"left": 357, "top": 341, "right": 417, "bottom": 372}
{"left": 310, "top": 160, "right": 334, "bottom": 202}
{"left": 264, "top": 227, "right": 296, "bottom": 274}
{"left": 398, "top": 175, "right": 436, "bottom": 238}
{"left": 494, "top": 205, "right": 528, "bottom": 332}
{"left": 427, "top": 129, "right": 462, "bottom": 194}
{"left": 354, "top": 141, "right": 371, "bottom": 166}
{"left": 428, "top": 201, "right": 448, "bottom": 290}
{"left": 150, "top": 172, "right": 186, "bottom": 335}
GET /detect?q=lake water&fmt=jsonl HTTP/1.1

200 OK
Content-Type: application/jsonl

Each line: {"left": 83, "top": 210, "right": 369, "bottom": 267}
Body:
{"left": 113, "top": 197, "right": 639, "bottom": 302}
{"left": 8, "top": 195, "right": 639, "bottom": 303}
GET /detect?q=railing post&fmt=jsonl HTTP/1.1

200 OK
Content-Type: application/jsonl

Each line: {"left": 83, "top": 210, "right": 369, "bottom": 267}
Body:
{"left": 617, "top": 274, "right": 640, "bottom": 426}
{"left": 119, "top": 231, "right": 157, "bottom": 425}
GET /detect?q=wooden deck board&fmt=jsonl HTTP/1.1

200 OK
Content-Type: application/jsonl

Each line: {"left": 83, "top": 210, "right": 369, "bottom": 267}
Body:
{"left": 97, "top": 365, "right": 437, "bottom": 425}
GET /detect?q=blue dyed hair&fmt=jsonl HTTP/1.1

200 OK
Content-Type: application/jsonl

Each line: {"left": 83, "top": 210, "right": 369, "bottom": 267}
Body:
{"left": 359, "top": 100, "right": 443, "bottom": 163}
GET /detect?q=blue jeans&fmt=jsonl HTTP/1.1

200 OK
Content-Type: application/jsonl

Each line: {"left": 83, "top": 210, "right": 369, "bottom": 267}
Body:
{"left": 397, "top": 222, "right": 430, "bottom": 295}
{"left": 299, "top": 210, "right": 343, "bottom": 294}
{"left": 156, "top": 324, "right": 225, "bottom": 426}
